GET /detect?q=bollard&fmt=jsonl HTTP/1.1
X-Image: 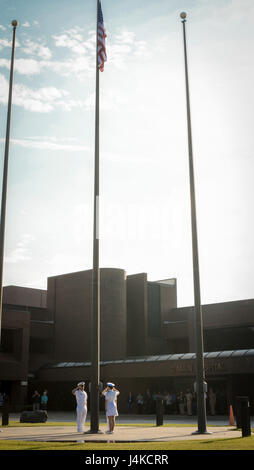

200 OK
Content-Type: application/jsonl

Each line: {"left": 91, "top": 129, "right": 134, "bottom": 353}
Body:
{"left": 1, "top": 395, "right": 9, "bottom": 426}
{"left": 241, "top": 398, "right": 251, "bottom": 437}
{"left": 236, "top": 396, "right": 251, "bottom": 437}
{"left": 156, "top": 398, "right": 164, "bottom": 426}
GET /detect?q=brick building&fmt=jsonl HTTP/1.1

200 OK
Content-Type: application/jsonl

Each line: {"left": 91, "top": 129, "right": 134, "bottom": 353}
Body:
{"left": 1, "top": 269, "right": 254, "bottom": 414}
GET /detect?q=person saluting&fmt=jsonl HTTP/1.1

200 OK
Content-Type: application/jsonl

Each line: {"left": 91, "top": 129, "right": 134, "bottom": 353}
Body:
{"left": 102, "top": 382, "right": 120, "bottom": 434}
{"left": 72, "top": 381, "right": 87, "bottom": 433}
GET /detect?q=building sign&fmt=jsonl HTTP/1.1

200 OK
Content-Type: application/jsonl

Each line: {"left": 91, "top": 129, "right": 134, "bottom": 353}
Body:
{"left": 167, "top": 359, "right": 226, "bottom": 377}
{"left": 168, "top": 361, "right": 194, "bottom": 375}
{"left": 205, "top": 360, "right": 226, "bottom": 375}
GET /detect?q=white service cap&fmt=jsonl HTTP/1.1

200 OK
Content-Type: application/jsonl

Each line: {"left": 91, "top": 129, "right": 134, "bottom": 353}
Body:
{"left": 107, "top": 382, "right": 115, "bottom": 387}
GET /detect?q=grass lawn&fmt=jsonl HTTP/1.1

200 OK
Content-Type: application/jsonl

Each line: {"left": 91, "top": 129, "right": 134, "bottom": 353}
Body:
{"left": 2, "top": 421, "right": 198, "bottom": 427}
{"left": 1, "top": 421, "right": 254, "bottom": 450}
{"left": 0, "top": 436, "right": 254, "bottom": 450}
{"left": 1, "top": 420, "right": 77, "bottom": 427}
{"left": 1, "top": 420, "right": 221, "bottom": 427}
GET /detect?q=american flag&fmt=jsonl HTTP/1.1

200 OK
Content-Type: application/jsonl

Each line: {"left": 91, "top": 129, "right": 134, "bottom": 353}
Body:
{"left": 97, "top": 1, "right": 107, "bottom": 72}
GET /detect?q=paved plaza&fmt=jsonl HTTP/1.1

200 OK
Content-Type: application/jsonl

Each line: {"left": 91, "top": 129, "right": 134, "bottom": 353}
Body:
{"left": 1, "top": 412, "right": 252, "bottom": 443}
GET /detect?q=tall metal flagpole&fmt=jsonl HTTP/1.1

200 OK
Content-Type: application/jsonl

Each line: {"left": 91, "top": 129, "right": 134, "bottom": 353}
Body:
{"left": 180, "top": 12, "right": 209, "bottom": 434}
{"left": 0, "top": 20, "right": 18, "bottom": 341}
{"left": 89, "top": 0, "right": 101, "bottom": 434}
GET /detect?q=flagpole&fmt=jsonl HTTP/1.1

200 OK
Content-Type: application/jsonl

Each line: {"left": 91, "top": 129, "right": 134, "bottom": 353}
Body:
{"left": 180, "top": 12, "right": 209, "bottom": 434}
{"left": 89, "top": 0, "right": 101, "bottom": 434}
{"left": 0, "top": 20, "right": 18, "bottom": 341}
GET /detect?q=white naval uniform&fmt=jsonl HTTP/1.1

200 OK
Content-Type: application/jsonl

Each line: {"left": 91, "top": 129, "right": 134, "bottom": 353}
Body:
{"left": 75, "top": 389, "right": 88, "bottom": 432}
{"left": 105, "top": 390, "right": 119, "bottom": 417}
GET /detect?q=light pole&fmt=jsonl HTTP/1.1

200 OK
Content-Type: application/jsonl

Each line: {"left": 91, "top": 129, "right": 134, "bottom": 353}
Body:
{"left": 0, "top": 20, "right": 18, "bottom": 341}
{"left": 180, "top": 12, "right": 209, "bottom": 434}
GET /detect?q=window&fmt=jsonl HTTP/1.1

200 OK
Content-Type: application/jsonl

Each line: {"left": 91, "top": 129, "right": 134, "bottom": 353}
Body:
{"left": 0, "top": 329, "right": 15, "bottom": 354}
{"left": 147, "top": 284, "right": 161, "bottom": 337}
{"left": 204, "top": 326, "right": 254, "bottom": 352}
{"left": 166, "top": 338, "right": 189, "bottom": 354}
{"left": 29, "top": 337, "right": 53, "bottom": 354}
{"left": 0, "top": 328, "right": 22, "bottom": 358}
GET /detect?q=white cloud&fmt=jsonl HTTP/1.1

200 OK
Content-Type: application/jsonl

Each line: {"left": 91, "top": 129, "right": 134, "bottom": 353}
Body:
{"left": 0, "top": 59, "right": 9, "bottom": 70}
{"left": 51, "top": 27, "right": 149, "bottom": 74}
{"left": 52, "top": 27, "right": 87, "bottom": 55}
{"left": 0, "top": 27, "right": 147, "bottom": 79}
{"left": 115, "top": 31, "right": 135, "bottom": 44}
{"left": 0, "top": 38, "right": 11, "bottom": 49}
{"left": 0, "top": 136, "right": 91, "bottom": 152}
{"left": 13, "top": 83, "right": 67, "bottom": 112}
{"left": 22, "top": 22, "right": 31, "bottom": 28}
{"left": 0, "top": 72, "right": 8, "bottom": 99}
{"left": 107, "top": 30, "right": 149, "bottom": 69}
{"left": 15, "top": 58, "right": 42, "bottom": 75}
{"left": 0, "top": 54, "right": 93, "bottom": 78}
{"left": 5, "top": 247, "right": 31, "bottom": 263}
{"left": 50, "top": 55, "right": 94, "bottom": 76}
{"left": 22, "top": 39, "right": 52, "bottom": 60}
{"left": 0, "top": 27, "right": 149, "bottom": 113}
{"left": 5, "top": 234, "right": 35, "bottom": 264}
{"left": 0, "top": 58, "right": 43, "bottom": 76}
{"left": 0, "top": 72, "right": 85, "bottom": 112}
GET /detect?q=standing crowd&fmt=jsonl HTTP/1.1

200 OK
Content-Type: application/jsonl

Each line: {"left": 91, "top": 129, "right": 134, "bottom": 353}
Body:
{"left": 29, "top": 382, "right": 227, "bottom": 434}
{"left": 126, "top": 387, "right": 227, "bottom": 416}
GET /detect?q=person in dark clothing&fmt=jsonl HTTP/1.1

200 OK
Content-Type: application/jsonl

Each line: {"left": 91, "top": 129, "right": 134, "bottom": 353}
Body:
{"left": 32, "top": 390, "right": 40, "bottom": 411}
{"left": 136, "top": 393, "right": 144, "bottom": 414}
{"left": 127, "top": 392, "right": 134, "bottom": 413}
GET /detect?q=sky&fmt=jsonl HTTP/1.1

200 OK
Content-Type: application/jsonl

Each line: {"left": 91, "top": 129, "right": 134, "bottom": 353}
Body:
{"left": 0, "top": 0, "right": 254, "bottom": 308}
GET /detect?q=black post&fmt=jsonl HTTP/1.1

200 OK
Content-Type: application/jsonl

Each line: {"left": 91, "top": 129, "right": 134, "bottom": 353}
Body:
{"left": 180, "top": 12, "right": 208, "bottom": 434}
{"left": 156, "top": 397, "right": 164, "bottom": 426}
{"left": 89, "top": 0, "right": 101, "bottom": 434}
{"left": 241, "top": 398, "right": 251, "bottom": 437}
{"left": 0, "top": 20, "right": 18, "bottom": 341}
{"left": 1, "top": 394, "right": 10, "bottom": 426}
{"left": 236, "top": 396, "right": 251, "bottom": 437}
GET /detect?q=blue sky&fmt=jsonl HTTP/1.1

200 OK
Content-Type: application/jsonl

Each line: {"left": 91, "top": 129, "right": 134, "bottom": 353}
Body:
{"left": 0, "top": 0, "right": 254, "bottom": 307}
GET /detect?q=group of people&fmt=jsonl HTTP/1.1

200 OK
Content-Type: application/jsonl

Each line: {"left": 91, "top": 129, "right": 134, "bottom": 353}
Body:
{"left": 126, "top": 389, "right": 185, "bottom": 415}
{"left": 72, "top": 381, "right": 120, "bottom": 434}
{"left": 126, "top": 387, "right": 224, "bottom": 416}
{"left": 0, "top": 392, "right": 8, "bottom": 408}
{"left": 71, "top": 382, "right": 228, "bottom": 433}
{"left": 31, "top": 390, "right": 48, "bottom": 411}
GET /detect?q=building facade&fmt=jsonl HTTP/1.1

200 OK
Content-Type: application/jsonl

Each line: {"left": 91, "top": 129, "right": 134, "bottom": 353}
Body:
{"left": 0, "top": 286, "right": 50, "bottom": 410}
{"left": 1, "top": 269, "right": 254, "bottom": 414}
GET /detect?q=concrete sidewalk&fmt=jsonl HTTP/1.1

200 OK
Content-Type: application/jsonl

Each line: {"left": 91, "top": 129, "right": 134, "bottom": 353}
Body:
{"left": 7, "top": 410, "right": 254, "bottom": 426}
{"left": 1, "top": 412, "right": 253, "bottom": 443}
{"left": 0, "top": 423, "right": 246, "bottom": 443}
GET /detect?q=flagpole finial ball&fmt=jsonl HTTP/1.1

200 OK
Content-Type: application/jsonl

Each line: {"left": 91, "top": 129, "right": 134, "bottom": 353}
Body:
{"left": 11, "top": 20, "right": 18, "bottom": 27}
{"left": 180, "top": 12, "right": 187, "bottom": 20}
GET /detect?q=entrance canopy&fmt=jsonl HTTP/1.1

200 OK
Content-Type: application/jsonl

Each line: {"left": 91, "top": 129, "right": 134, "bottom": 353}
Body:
{"left": 39, "top": 349, "right": 254, "bottom": 381}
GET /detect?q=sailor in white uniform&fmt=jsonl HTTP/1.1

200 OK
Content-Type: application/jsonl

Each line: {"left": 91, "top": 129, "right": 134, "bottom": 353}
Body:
{"left": 102, "top": 382, "right": 120, "bottom": 434}
{"left": 72, "top": 381, "right": 87, "bottom": 432}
